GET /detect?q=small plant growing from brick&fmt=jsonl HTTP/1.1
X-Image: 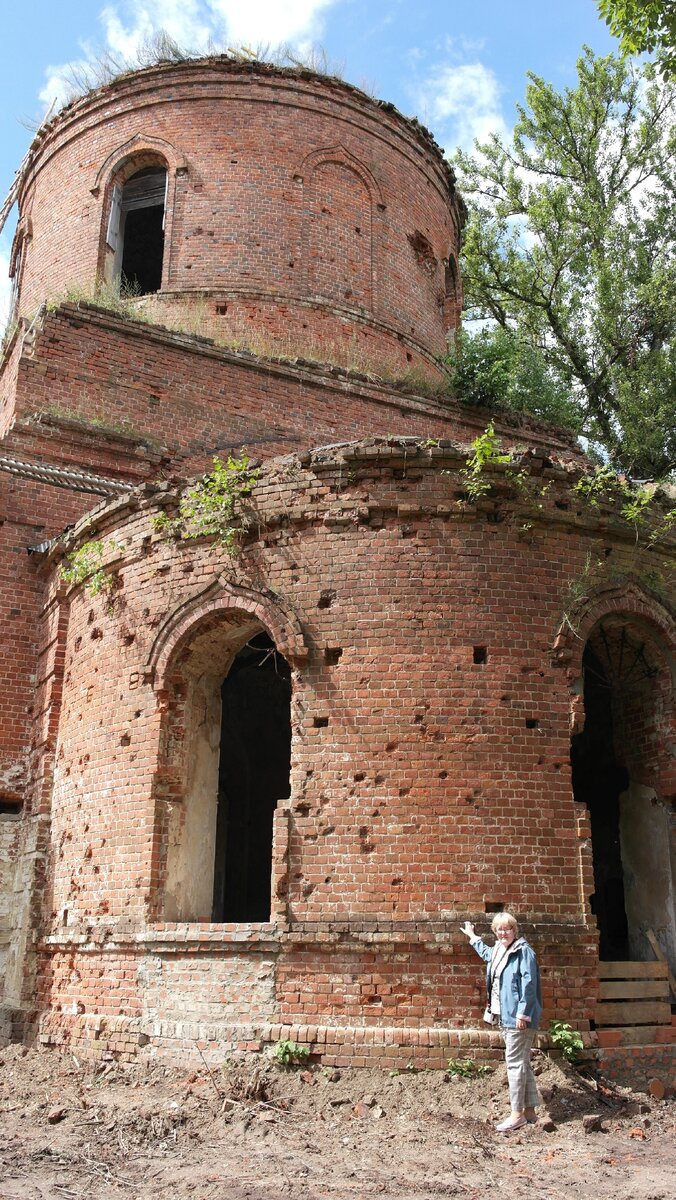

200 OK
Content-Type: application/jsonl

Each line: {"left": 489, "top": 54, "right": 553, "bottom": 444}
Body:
{"left": 59, "top": 539, "right": 121, "bottom": 597}
{"left": 446, "top": 1057, "right": 491, "bottom": 1079}
{"left": 460, "top": 423, "right": 511, "bottom": 501}
{"left": 575, "top": 465, "right": 675, "bottom": 545}
{"left": 549, "top": 1020, "right": 584, "bottom": 1064}
{"left": 273, "top": 1039, "right": 311, "bottom": 1067}
{"left": 154, "top": 453, "right": 259, "bottom": 552}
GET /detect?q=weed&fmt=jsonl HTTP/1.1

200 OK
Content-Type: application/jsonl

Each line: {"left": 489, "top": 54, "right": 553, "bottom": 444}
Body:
{"left": 59, "top": 538, "right": 121, "bottom": 597}
{"left": 548, "top": 1020, "right": 584, "bottom": 1064}
{"left": 178, "top": 453, "right": 259, "bottom": 550}
{"left": 446, "top": 1057, "right": 491, "bottom": 1078}
{"left": 273, "top": 1039, "right": 310, "bottom": 1067}
{"left": 461, "top": 423, "right": 512, "bottom": 501}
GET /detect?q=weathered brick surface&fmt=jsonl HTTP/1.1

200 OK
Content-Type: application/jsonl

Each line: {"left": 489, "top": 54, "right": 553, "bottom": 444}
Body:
{"left": 1, "top": 304, "right": 578, "bottom": 474}
{"left": 26, "top": 446, "right": 672, "bottom": 1061}
{"left": 0, "top": 61, "right": 673, "bottom": 1080}
{"left": 13, "top": 59, "right": 464, "bottom": 378}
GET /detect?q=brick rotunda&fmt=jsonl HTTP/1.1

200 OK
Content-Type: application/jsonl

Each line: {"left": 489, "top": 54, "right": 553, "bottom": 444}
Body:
{"left": 0, "top": 57, "right": 673, "bottom": 1088}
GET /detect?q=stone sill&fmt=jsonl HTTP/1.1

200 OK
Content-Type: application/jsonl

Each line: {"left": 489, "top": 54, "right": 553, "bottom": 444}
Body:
{"left": 41, "top": 916, "right": 594, "bottom": 953}
{"left": 43, "top": 922, "right": 281, "bottom": 952}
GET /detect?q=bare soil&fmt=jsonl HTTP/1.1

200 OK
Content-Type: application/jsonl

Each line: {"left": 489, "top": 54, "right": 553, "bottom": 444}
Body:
{"left": 0, "top": 1043, "right": 673, "bottom": 1199}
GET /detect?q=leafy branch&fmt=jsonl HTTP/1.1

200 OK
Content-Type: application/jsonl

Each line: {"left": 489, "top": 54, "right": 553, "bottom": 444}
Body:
{"left": 154, "top": 453, "right": 259, "bottom": 552}
{"left": 59, "top": 539, "right": 122, "bottom": 597}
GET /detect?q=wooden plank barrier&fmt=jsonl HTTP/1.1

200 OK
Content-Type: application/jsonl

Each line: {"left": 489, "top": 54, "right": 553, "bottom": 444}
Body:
{"left": 596, "top": 961, "right": 672, "bottom": 1027}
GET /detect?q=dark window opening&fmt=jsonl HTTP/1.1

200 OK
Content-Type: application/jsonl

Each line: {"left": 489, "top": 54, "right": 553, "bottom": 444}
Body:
{"left": 473, "top": 645, "right": 488, "bottom": 664}
{"left": 0, "top": 794, "right": 22, "bottom": 817}
{"left": 109, "top": 166, "right": 167, "bottom": 295}
{"left": 571, "top": 646, "right": 630, "bottom": 960}
{"left": 212, "top": 633, "right": 291, "bottom": 922}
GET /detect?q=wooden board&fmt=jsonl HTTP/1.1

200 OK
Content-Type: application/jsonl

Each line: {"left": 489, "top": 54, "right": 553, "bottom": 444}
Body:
{"left": 599, "top": 961, "right": 668, "bottom": 980}
{"left": 595, "top": 999, "right": 672, "bottom": 1026}
{"left": 598, "top": 978, "right": 670, "bottom": 1001}
{"left": 646, "top": 929, "right": 676, "bottom": 1000}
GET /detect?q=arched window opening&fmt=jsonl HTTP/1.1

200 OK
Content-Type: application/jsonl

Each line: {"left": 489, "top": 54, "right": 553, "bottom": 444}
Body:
{"left": 107, "top": 166, "right": 167, "bottom": 294}
{"left": 571, "top": 618, "right": 674, "bottom": 965}
{"left": 571, "top": 644, "right": 630, "bottom": 959}
{"left": 160, "top": 622, "right": 292, "bottom": 924}
{"left": 213, "top": 633, "right": 292, "bottom": 921}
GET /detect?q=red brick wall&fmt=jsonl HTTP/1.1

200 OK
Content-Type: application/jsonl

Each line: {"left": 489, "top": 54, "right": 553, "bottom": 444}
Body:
{"left": 1, "top": 304, "right": 580, "bottom": 479}
{"left": 33, "top": 442, "right": 673, "bottom": 1050}
{"left": 14, "top": 60, "right": 463, "bottom": 375}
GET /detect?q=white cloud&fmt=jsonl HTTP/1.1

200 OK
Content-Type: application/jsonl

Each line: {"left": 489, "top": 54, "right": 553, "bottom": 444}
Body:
{"left": 38, "top": 0, "right": 341, "bottom": 114}
{"left": 102, "top": 0, "right": 213, "bottom": 59}
{"left": 413, "top": 62, "right": 509, "bottom": 154}
{"left": 206, "top": 0, "right": 337, "bottom": 48}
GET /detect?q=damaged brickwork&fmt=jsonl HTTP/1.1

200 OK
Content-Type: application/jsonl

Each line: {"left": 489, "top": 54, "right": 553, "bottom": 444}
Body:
{"left": 0, "top": 58, "right": 673, "bottom": 1089}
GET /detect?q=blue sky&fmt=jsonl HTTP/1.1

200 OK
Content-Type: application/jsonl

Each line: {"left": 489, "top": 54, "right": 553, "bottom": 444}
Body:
{"left": 0, "top": 0, "right": 617, "bottom": 324}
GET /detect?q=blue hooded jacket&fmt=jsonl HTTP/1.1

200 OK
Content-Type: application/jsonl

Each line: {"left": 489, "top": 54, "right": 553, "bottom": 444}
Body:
{"left": 470, "top": 934, "right": 542, "bottom": 1029}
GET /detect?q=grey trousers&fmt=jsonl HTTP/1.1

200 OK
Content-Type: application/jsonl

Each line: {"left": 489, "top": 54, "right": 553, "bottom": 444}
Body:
{"left": 503, "top": 1028, "right": 540, "bottom": 1112}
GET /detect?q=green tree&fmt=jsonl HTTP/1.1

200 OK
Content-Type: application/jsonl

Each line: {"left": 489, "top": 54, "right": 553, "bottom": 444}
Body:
{"left": 599, "top": 1, "right": 676, "bottom": 77}
{"left": 447, "top": 326, "right": 583, "bottom": 433}
{"left": 452, "top": 48, "right": 676, "bottom": 479}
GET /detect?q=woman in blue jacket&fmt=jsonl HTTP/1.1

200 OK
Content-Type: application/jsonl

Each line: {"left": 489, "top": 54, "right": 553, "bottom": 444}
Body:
{"left": 461, "top": 911, "right": 542, "bottom": 1132}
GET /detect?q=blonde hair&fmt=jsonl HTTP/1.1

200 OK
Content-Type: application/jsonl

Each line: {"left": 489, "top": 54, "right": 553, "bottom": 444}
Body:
{"left": 491, "top": 911, "right": 518, "bottom": 934}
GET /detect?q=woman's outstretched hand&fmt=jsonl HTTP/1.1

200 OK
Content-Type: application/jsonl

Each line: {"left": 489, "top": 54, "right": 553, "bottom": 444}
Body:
{"left": 460, "top": 921, "right": 475, "bottom": 938}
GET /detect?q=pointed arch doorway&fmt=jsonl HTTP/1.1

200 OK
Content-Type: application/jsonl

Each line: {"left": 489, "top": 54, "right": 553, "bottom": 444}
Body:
{"left": 571, "top": 614, "right": 675, "bottom": 970}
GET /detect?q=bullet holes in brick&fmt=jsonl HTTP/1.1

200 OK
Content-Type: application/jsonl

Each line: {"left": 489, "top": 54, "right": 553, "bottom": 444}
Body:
{"left": 122, "top": 632, "right": 135, "bottom": 646}
{"left": 354, "top": 772, "right": 366, "bottom": 782}
{"left": 325, "top": 647, "right": 343, "bottom": 665}
{"left": 318, "top": 589, "right": 336, "bottom": 609}
{"left": 215, "top": 303, "right": 227, "bottom": 315}
{"left": 399, "top": 786, "right": 410, "bottom": 797}
{"left": 120, "top": 732, "right": 131, "bottom": 746}
{"left": 525, "top": 718, "right": 539, "bottom": 729}
{"left": 374, "top": 773, "right": 385, "bottom": 785}
{"left": 439, "top": 770, "right": 448, "bottom": 779}
{"left": 359, "top": 826, "right": 375, "bottom": 854}
{"left": 313, "top": 716, "right": 329, "bottom": 728}
{"left": 473, "top": 646, "right": 488, "bottom": 664}
{"left": 406, "top": 352, "right": 412, "bottom": 362}
{"left": 74, "top": 637, "right": 82, "bottom": 652}
{"left": 91, "top": 628, "right": 103, "bottom": 640}
{"left": 385, "top": 740, "right": 398, "bottom": 752}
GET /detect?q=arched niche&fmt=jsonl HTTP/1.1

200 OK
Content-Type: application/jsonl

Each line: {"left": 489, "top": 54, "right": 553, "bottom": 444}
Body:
{"left": 299, "top": 146, "right": 381, "bottom": 312}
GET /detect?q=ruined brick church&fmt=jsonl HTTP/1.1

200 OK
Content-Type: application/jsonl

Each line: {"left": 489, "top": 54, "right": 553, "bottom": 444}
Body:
{"left": 0, "top": 58, "right": 673, "bottom": 1086}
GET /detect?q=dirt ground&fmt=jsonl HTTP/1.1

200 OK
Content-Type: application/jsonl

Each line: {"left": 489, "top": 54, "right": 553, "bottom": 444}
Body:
{"left": 0, "top": 1043, "right": 673, "bottom": 1200}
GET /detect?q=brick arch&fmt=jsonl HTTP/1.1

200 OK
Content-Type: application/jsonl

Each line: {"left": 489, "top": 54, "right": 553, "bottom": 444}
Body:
{"left": 552, "top": 577, "right": 676, "bottom": 680}
{"left": 298, "top": 145, "right": 384, "bottom": 207}
{"left": 89, "top": 134, "right": 188, "bottom": 196}
{"left": 147, "top": 577, "right": 308, "bottom": 692}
